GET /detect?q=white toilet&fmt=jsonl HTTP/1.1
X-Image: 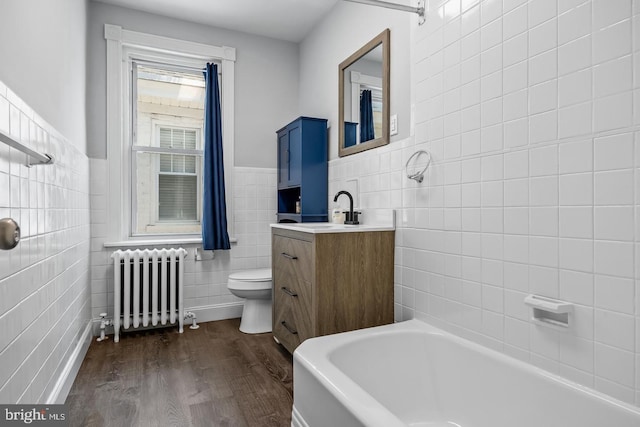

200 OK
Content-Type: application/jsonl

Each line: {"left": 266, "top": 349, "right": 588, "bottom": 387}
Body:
{"left": 227, "top": 268, "right": 273, "bottom": 334}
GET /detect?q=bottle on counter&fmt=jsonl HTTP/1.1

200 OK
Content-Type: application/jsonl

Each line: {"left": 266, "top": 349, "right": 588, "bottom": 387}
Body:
{"left": 332, "top": 206, "right": 345, "bottom": 224}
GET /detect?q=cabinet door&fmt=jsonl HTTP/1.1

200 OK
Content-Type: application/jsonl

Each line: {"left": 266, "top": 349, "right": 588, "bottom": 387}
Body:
{"left": 287, "top": 123, "right": 302, "bottom": 186}
{"left": 277, "top": 131, "right": 289, "bottom": 188}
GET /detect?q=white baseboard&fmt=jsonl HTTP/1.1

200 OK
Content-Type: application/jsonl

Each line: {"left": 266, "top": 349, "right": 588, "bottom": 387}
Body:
{"left": 186, "top": 302, "right": 243, "bottom": 324}
{"left": 90, "top": 302, "right": 244, "bottom": 335}
{"left": 46, "top": 321, "right": 93, "bottom": 404}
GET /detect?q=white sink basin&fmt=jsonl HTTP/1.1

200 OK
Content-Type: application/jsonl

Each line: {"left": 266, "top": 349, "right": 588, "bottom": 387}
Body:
{"left": 291, "top": 223, "right": 356, "bottom": 229}
{"left": 271, "top": 222, "right": 394, "bottom": 234}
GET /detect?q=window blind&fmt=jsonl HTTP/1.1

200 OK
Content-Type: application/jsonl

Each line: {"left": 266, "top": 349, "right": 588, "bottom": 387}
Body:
{"left": 158, "top": 127, "right": 199, "bottom": 221}
{"left": 158, "top": 175, "right": 198, "bottom": 221}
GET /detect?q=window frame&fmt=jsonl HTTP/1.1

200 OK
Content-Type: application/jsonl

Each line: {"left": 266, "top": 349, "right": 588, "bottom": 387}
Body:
{"left": 104, "top": 25, "right": 236, "bottom": 243}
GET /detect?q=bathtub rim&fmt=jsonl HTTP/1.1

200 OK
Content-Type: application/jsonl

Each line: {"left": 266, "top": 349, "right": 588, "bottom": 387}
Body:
{"left": 293, "top": 318, "right": 640, "bottom": 427}
{"left": 294, "top": 321, "right": 422, "bottom": 427}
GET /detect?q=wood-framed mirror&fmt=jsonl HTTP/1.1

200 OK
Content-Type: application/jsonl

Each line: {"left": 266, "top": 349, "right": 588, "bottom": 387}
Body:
{"left": 338, "top": 28, "right": 390, "bottom": 157}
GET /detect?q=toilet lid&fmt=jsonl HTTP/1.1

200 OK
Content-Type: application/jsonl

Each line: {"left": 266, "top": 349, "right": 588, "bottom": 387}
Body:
{"left": 229, "top": 268, "right": 272, "bottom": 281}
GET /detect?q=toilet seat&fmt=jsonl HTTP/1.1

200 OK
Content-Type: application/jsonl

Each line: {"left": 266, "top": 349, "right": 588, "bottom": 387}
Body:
{"left": 228, "top": 268, "right": 272, "bottom": 291}
{"left": 228, "top": 268, "right": 272, "bottom": 282}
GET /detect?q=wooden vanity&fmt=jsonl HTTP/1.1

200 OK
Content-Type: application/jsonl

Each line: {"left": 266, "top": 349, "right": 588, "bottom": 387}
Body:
{"left": 271, "top": 223, "right": 395, "bottom": 353}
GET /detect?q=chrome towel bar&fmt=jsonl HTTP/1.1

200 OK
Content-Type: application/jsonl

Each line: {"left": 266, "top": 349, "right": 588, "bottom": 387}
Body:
{"left": 0, "top": 128, "right": 54, "bottom": 167}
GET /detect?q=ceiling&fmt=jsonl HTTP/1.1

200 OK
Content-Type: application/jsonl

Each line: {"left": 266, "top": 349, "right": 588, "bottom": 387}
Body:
{"left": 94, "top": 0, "right": 340, "bottom": 43}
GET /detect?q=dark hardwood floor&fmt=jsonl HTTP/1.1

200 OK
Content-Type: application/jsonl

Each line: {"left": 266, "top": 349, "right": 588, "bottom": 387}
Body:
{"left": 66, "top": 319, "right": 293, "bottom": 427}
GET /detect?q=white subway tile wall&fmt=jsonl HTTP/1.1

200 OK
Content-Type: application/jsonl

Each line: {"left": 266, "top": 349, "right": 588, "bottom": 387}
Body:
{"left": 89, "top": 165, "right": 276, "bottom": 319}
{"left": 0, "top": 81, "right": 91, "bottom": 403}
{"left": 330, "top": 0, "right": 640, "bottom": 407}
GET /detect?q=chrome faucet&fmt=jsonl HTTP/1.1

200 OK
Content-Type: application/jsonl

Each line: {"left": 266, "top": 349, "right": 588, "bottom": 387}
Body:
{"left": 333, "top": 190, "right": 359, "bottom": 225}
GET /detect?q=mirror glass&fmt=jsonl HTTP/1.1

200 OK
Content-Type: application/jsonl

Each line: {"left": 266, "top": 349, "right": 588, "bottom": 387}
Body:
{"left": 339, "top": 29, "right": 390, "bottom": 157}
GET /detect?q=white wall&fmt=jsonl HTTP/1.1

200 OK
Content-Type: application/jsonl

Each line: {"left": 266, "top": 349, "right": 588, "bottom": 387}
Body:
{"left": 299, "top": 1, "right": 413, "bottom": 159}
{"left": 87, "top": 1, "right": 299, "bottom": 168}
{"left": 322, "top": 0, "right": 640, "bottom": 408}
{"left": 0, "top": 0, "right": 88, "bottom": 154}
{"left": 0, "top": 0, "right": 91, "bottom": 403}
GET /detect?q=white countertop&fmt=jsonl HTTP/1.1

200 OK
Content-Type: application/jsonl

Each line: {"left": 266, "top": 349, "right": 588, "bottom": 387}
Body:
{"left": 270, "top": 222, "right": 395, "bottom": 234}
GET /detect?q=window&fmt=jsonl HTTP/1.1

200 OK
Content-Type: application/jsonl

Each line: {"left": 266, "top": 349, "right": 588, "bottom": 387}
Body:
{"left": 131, "top": 63, "right": 205, "bottom": 235}
{"left": 104, "top": 25, "right": 235, "bottom": 242}
{"left": 158, "top": 127, "right": 199, "bottom": 221}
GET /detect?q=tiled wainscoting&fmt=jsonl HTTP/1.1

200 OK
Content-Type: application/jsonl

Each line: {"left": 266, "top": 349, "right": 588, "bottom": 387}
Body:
{"left": 332, "top": 0, "right": 640, "bottom": 407}
{"left": 89, "top": 165, "right": 276, "bottom": 323}
{"left": 0, "top": 81, "right": 91, "bottom": 403}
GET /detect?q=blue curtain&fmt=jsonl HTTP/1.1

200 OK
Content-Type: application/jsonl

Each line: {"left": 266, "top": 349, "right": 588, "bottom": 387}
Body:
{"left": 202, "top": 63, "right": 231, "bottom": 250}
{"left": 359, "top": 89, "right": 374, "bottom": 143}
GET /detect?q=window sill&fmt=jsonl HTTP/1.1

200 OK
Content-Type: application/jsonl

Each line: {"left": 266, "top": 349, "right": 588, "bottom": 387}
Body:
{"left": 103, "top": 237, "right": 238, "bottom": 248}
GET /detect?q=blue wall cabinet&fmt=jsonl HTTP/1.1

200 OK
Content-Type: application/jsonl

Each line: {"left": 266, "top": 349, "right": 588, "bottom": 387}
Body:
{"left": 276, "top": 117, "right": 328, "bottom": 223}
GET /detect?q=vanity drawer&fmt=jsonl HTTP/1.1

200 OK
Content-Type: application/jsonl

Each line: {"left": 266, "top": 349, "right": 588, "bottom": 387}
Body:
{"left": 274, "top": 267, "right": 312, "bottom": 342}
{"left": 272, "top": 300, "right": 301, "bottom": 353}
{"left": 273, "top": 234, "right": 312, "bottom": 284}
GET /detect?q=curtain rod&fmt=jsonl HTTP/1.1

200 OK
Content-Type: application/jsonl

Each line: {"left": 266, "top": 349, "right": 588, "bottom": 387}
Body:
{"left": 343, "top": 0, "right": 425, "bottom": 24}
{"left": 133, "top": 58, "right": 221, "bottom": 75}
{"left": 0, "top": 129, "right": 54, "bottom": 167}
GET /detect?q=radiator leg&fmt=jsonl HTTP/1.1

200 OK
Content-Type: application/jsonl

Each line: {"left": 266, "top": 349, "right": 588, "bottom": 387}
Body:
{"left": 96, "top": 313, "right": 112, "bottom": 342}
{"left": 185, "top": 311, "right": 199, "bottom": 330}
{"left": 114, "top": 315, "right": 120, "bottom": 343}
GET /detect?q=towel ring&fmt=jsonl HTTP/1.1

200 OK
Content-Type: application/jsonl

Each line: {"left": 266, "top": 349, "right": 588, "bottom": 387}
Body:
{"left": 405, "top": 150, "right": 431, "bottom": 183}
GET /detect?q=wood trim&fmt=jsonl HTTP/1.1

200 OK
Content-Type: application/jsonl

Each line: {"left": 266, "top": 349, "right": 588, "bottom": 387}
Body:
{"left": 104, "top": 24, "right": 236, "bottom": 240}
{"left": 105, "top": 30, "right": 124, "bottom": 241}
{"left": 105, "top": 24, "right": 236, "bottom": 61}
{"left": 338, "top": 28, "right": 390, "bottom": 158}
{"left": 221, "top": 55, "right": 236, "bottom": 240}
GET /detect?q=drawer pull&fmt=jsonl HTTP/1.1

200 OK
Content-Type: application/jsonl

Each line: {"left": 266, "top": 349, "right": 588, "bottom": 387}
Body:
{"left": 281, "top": 321, "right": 298, "bottom": 335}
{"left": 281, "top": 286, "right": 298, "bottom": 297}
{"left": 280, "top": 252, "right": 298, "bottom": 260}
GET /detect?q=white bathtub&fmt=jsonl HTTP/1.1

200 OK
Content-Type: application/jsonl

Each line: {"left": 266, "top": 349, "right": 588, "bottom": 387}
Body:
{"left": 292, "top": 319, "right": 640, "bottom": 427}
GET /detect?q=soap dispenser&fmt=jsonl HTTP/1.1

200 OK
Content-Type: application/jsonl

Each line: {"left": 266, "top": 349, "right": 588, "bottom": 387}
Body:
{"left": 331, "top": 203, "right": 345, "bottom": 224}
